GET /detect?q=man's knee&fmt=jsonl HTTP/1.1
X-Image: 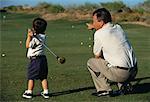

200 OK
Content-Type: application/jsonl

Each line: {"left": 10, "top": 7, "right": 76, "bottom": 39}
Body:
{"left": 87, "top": 58, "right": 95, "bottom": 68}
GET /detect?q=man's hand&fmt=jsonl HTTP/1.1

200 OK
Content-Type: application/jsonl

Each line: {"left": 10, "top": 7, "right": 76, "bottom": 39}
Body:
{"left": 86, "top": 23, "right": 95, "bottom": 30}
{"left": 95, "top": 51, "right": 104, "bottom": 59}
{"left": 95, "top": 55, "right": 100, "bottom": 59}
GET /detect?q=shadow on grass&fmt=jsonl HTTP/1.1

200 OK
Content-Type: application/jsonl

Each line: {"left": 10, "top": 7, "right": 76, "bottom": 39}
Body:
{"left": 128, "top": 77, "right": 150, "bottom": 94}
{"left": 132, "top": 77, "right": 150, "bottom": 84}
{"left": 34, "top": 76, "right": 150, "bottom": 97}
{"left": 110, "top": 76, "right": 150, "bottom": 96}
{"left": 131, "top": 77, "right": 150, "bottom": 94}
{"left": 33, "top": 86, "right": 95, "bottom": 97}
{"left": 50, "top": 86, "right": 95, "bottom": 97}
{"left": 131, "top": 83, "right": 150, "bottom": 94}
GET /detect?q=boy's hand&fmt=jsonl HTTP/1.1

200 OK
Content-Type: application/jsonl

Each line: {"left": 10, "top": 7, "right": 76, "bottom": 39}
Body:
{"left": 86, "top": 23, "right": 95, "bottom": 30}
{"left": 27, "top": 28, "right": 33, "bottom": 37}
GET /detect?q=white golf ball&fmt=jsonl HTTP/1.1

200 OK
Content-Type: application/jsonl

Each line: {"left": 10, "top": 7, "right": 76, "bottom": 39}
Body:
{"left": 88, "top": 37, "right": 91, "bottom": 40}
{"left": 88, "top": 44, "right": 91, "bottom": 48}
{"left": 80, "top": 42, "right": 83, "bottom": 45}
{"left": 3, "top": 16, "right": 6, "bottom": 19}
{"left": 1, "top": 53, "right": 6, "bottom": 57}
{"left": 71, "top": 25, "right": 74, "bottom": 28}
{"left": 19, "top": 40, "right": 22, "bottom": 44}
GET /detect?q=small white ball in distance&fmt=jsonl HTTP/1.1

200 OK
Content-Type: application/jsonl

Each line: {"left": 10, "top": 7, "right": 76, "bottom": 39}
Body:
{"left": 1, "top": 53, "right": 6, "bottom": 57}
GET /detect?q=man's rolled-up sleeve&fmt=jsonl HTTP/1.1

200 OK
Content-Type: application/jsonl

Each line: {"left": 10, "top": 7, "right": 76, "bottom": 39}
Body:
{"left": 93, "top": 35, "right": 102, "bottom": 56}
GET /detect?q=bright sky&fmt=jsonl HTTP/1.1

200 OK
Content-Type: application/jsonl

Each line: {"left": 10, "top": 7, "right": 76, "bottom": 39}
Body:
{"left": 0, "top": 0, "right": 145, "bottom": 8}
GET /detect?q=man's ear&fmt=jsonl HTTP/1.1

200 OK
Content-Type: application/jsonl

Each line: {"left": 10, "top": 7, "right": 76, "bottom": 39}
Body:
{"left": 99, "top": 20, "right": 105, "bottom": 26}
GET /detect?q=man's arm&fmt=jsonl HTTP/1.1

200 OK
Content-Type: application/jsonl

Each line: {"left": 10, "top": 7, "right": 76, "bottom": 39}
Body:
{"left": 86, "top": 23, "right": 104, "bottom": 59}
{"left": 86, "top": 23, "right": 95, "bottom": 30}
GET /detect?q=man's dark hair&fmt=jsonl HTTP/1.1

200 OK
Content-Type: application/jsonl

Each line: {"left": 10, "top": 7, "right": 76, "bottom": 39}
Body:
{"left": 93, "top": 8, "right": 112, "bottom": 23}
{"left": 32, "top": 18, "right": 47, "bottom": 34}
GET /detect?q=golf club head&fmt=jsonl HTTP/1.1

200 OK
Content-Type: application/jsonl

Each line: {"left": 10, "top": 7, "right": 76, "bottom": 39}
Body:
{"left": 57, "top": 57, "right": 66, "bottom": 64}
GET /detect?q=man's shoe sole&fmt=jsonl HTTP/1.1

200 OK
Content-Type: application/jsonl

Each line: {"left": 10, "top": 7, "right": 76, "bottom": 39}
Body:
{"left": 92, "top": 91, "right": 111, "bottom": 97}
{"left": 97, "top": 92, "right": 110, "bottom": 96}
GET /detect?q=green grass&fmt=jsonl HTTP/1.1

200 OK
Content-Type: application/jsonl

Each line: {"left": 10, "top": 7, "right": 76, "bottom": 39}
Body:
{"left": 0, "top": 13, "right": 150, "bottom": 102}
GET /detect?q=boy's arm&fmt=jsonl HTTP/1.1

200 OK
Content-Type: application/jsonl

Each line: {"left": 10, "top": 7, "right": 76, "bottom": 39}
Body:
{"left": 26, "top": 29, "right": 33, "bottom": 48}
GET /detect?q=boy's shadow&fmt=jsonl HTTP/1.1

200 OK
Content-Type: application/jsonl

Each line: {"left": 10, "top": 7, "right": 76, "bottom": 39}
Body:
{"left": 34, "top": 76, "right": 150, "bottom": 97}
{"left": 33, "top": 86, "right": 95, "bottom": 97}
{"left": 50, "top": 86, "right": 95, "bottom": 97}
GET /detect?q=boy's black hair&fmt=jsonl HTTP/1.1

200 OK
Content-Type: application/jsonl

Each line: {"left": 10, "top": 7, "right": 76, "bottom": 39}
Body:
{"left": 32, "top": 18, "right": 47, "bottom": 34}
{"left": 93, "top": 8, "right": 112, "bottom": 24}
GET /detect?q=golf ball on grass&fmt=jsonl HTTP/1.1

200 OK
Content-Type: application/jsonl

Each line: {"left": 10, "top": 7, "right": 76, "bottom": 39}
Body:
{"left": 19, "top": 40, "right": 22, "bottom": 46}
{"left": 80, "top": 42, "right": 83, "bottom": 45}
{"left": 1, "top": 53, "right": 6, "bottom": 57}
{"left": 88, "top": 37, "right": 92, "bottom": 40}
{"left": 3, "top": 15, "right": 6, "bottom": 19}
{"left": 71, "top": 25, "right": 75, "bottom": 28}
{"left": 88, "top": 44, "right": 92, "bottom": 48}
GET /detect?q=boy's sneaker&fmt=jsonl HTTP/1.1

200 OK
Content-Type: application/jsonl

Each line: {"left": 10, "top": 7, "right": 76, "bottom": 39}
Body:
{"left": 41, "top": 92, "right": 49, "bottom": 99}
{"left": 22, "top": 90, "right": 33, "bottom": 99}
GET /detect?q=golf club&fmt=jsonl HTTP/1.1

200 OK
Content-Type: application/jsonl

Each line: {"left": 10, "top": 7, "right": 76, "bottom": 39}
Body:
{"left": 29, "top": 29, "right": 65, "bottom": 64}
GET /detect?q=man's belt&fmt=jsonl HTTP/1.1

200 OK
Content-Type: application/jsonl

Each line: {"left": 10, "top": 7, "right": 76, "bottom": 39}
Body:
{"left": 117, "top": 66, "right": 137, "bottom": 71}
{"left": 107, "top": 63, "right": 136, "bottom": 71}
{"left": 116, "top": 66, "right": 129, "bottom": 70}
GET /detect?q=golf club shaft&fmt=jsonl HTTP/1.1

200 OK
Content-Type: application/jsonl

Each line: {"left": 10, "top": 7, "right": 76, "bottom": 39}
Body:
{"left": 33, "top": 35, "right": 58, "bottom": 58}
{"left": 42, "top": 42, "right": 58, "bottom": 58}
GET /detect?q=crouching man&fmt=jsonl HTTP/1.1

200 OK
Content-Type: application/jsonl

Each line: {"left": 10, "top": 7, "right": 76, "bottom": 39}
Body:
{"left": 86, "top": 8, "right": 137, "bottom": 97}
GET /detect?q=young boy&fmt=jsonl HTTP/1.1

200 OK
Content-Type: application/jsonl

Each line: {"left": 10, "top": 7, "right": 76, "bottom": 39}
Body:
{"left": 22, "top": 18, "right": 49, "bottom": 99}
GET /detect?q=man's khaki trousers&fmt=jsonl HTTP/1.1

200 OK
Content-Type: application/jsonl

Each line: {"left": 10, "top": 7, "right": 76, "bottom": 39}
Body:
{"left": 87, "top": 58, "right": 137, "bottom": 92}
